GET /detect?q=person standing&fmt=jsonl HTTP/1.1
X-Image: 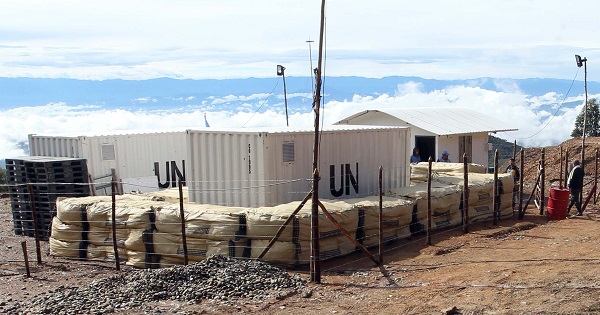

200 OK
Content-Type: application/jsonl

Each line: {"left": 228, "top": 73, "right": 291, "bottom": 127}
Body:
{"left": 410, "top": 147, "right": 421, "bottom": 163}
{"left": 567, "top": 159, "right": 584, "bottom": 216}
{"left": 506, "top": 158, "right": 520, "bottom": 209}
{"left": 437, "top": 151, "right": 451, "bottom": 162}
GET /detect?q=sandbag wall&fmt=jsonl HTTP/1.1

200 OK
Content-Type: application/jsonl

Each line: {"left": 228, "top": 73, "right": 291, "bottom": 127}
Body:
{"left": 50, "top": 172, "right": 516, "bottom": 267}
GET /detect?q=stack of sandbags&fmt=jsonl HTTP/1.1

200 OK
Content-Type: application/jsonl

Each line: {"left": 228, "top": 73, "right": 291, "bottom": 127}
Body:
{"left": 410, "top": 162, "right": 487, "bottom": 184}
{"left": 347, "top": 196, "right": 414, "bottom": 247}
{"left": 246, "top": 199, "right": 359, "bottom": 265}
{"left": 50, "top": 195, "right": 160, "bottom": 263}
{"left": 153, "top": 203, "right": 249, "bottom": 267}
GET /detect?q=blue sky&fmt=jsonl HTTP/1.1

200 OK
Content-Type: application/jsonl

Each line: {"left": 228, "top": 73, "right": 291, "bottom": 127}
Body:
{"left": 1, "top": 0, "right": 599, "bottom": 81}
{"left": 1, "top": 1, "right": 600, "bottom": 159}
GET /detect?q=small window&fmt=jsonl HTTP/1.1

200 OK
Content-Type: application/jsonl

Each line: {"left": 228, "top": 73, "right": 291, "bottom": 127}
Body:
{"left": 101, "top": 144, "right": 116, "bottom": 161}
{"left": 282, "top": 142, "right": 294, "bottom": 163}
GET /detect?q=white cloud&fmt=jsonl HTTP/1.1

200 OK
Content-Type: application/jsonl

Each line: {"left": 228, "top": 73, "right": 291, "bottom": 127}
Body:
{"left": 0, "top": 86, "right": 594, "bottom": 161}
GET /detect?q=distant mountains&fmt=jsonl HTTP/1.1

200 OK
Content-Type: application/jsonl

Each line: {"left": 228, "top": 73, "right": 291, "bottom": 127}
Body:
{"left": 1, "top": 76, "right": 598, "bottom": 111}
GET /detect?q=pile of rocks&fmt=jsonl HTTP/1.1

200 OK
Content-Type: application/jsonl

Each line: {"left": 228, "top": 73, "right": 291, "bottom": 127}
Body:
{"left": 5, "top": 255, "right": 305, "bottom": 314}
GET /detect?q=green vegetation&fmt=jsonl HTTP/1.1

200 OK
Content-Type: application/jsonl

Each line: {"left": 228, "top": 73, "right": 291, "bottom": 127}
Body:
{"left": 0, "top": 167, "right": 7, "bottom": 193}
{"left": 488, "top": 135, "right": 524, "bottom": 170}
{"left": 571, "top": 98, "right": 600, "bottom": 137}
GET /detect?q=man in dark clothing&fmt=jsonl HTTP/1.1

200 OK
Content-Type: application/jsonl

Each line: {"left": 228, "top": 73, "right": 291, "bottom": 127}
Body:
{"left": 506, "top": 158, "right": 520, "bottom": 209}
{"left": 567, "top": 159, "right": 584, "bottom": 216}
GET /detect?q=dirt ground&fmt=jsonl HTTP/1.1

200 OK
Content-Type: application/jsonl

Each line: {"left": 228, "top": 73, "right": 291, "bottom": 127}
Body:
{"left": 2, "top": 195, "right": 600, "bottom": 315}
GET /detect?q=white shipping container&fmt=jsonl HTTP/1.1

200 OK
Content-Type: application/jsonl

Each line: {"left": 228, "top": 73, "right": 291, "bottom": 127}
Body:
{"left": 186, "top": 126, "right": 410, "bottom": 207}
{"left": 29, "top": 131, "right": 189, "bottom": 193}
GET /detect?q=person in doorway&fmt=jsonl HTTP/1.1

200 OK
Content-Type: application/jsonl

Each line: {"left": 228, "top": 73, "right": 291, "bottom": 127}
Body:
{"left": 437, "top": 150, "right": 451, "bottom": 162}
{"left": 506, "top": 158, "right": 520, "bottom": 209}
{"left": 410, "top": 147, "right": 421, "bottom": 163}
{"left": 567, "top": 159, "right": 584, "bottom": 216}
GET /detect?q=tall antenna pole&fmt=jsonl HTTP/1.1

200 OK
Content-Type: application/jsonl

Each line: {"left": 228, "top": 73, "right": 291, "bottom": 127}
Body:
{"left": 582, "top": 59, "right": 588, "bottom": 171}
{"left": 307, "top": 39, "right": 315, "bottom": 96}
{"left": 310, "top": 0, "right": 326, "bottom": 284}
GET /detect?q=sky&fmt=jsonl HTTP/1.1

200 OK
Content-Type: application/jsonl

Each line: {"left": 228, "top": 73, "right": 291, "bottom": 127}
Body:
{"left": 2, "top": 0, "right": 600, "bottom": 160}
{"left": 1, "top": 0, "right": 599, "bottom": 81}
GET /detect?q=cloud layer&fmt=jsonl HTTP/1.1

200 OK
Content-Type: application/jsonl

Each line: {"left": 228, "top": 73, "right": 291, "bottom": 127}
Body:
{"left": 1, "top": 83, "right": 595, "bottom": 161}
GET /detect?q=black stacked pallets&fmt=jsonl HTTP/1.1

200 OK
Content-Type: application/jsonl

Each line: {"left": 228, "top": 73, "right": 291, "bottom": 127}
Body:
{"left": 5, "top": 157, "right": 90, "bottom": 240}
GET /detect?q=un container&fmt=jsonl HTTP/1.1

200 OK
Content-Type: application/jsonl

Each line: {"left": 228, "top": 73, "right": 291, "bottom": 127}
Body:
{"left": 186, "top": 126, "right": 410, "bottom": 207}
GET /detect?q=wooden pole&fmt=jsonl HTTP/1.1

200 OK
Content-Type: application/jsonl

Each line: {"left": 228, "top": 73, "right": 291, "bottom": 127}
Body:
{"left": 178, "top": 178, "right": 189, "bottom": 265}
{"left": 565, "top": 148, "right": 569, "bottom": 189}
{"left": 463, "top": 153, "right": 469, "bottom": 233}
{"left": 378, "top": 166, "right": 384, "bottom": 264}
{"left": 21, "top": 241, "right": 30, "bottom": 278}
{"left": 559, "top": 147, "right": 563, "bottom": 189}
{"left": 310, "top": 0, "right": 326, "bottom": 284}
{"left": 513, "top": 140, "right": 517, "bottom": 161}
{"left": 595, "top": 148, "right": 598, "bottom": 204}
{"left": 111, "top": 175, "right": 120, "bottom": 271}
{"left": 258, "top": 192, "right": 312, "bottom": 259}
{"left": 26, "top": 183, "right": 42, "bottom": 264}
{"left": 540, "top": 148, "right": 545, "bottom": 216}
{"left": 520, "top": 171, "right": 542, "bottom": 220}
{"left": 426, "top": 157, "right": 432, "bottom": 245}
{"left": 518, "top": 149, "right": 524, "bottom": 217}
{"left": 493, "top": 150, "right": 499, "bottom": 225}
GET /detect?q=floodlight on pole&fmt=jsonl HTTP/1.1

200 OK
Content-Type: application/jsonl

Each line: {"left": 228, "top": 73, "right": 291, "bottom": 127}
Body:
{"left": 575, "top": 54, "right": 588, "bottom": 178}
{"left": 277, "top": 65, "right": 289, "bottom": 126}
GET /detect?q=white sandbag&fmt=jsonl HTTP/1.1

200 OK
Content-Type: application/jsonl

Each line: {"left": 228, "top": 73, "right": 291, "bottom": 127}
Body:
{"left": 86, "top": 200, "right": 158, "bottom": 230}
{"left": 154, "top": 203, "right": 247, "bottom": 240}
{"left": 56, "top": 196, "right": 111, "bottom": 225}
{"left": 49, "top": 237, "right": 86, "bottom": 258}
{"left": 153, "top": 232, "right": 245, "bottom": 262}
{"left": 349, "top": 196, "right": 415, "bottom": 232}
{"left": 51, "top": 216, "right": 83, "bottom": 242}
{"left": 296, "top": 236, "right": 357, "bottom": 264}
{"left": 410, "top": 162, "right": 487, "bottom": 183}
{"left": 250, "top": 239, "right": 297, "bottom": 265}
{"left": 362, "top": 226, "right": 411, "bottom": 247}
{"left": 125, "top": 250, "right": 147, "bottom": 268}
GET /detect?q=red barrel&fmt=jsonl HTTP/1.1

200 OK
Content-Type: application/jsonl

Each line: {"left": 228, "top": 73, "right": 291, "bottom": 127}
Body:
{"left": 547, "top": 187, "right": 570, "bottom": 220}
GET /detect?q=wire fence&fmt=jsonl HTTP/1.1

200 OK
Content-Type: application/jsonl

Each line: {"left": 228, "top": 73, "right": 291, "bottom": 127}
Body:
{"left": 0, "top": 162, "right": 517, "bottom": 273}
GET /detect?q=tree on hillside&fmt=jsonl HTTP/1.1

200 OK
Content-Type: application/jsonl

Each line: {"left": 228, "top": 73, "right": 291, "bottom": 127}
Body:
{"left": 0, "top": 168, "right": 7, "bottom": 193}
{"left": 571, "top": 98, "right": 600, "bottom": 137}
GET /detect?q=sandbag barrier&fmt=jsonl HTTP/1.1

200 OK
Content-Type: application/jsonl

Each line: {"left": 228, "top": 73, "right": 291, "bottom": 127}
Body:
{"left": 49, "top": 173, "right": 516, "bottom": 268}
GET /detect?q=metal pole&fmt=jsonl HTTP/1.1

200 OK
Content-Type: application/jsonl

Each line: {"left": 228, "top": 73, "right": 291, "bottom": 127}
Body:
{"left": 518, "top": 149, "right": 524, "bottom": 218}
{"left": 559, "top": 146, "right": 563, "bottom": 189}
{"left": 463, "top": 153, "right": 469, "bottom": 233}
{"left": 310, "top": 0, "right": 326, "bottom": 284}
{"left": 21, "top": 241, "right": 30, "bottom": 277}
{"left": 26, "top": 183, "right": 42, "bottom": 264}
{"left": 513, "top": 140, "right": 517, "bottom": 161}
{"left": 492, "top": 149, "right": 500, "bottom": 225}
{"left": 565, "top": 148, "right": 569, "bottom": 189}
{"left": 493, "top": 150, "right": 499, "bottom": 225}
{"left": 540, "top": 148, "right": 545, "bottom": 216}
{"left": 581, "top": 59, "right": 588, "bottom": 178}
{"left": 111, "top": 176, "right": 120, "bottom": 271}
{"left": 178, "top": 178, "right": 189, "bottom": 265}
{"left": 282, "top": 68, "right": 289, "bottom": 127}
{"left": 426, "top": 157, "right": 432, "bottom": 245}
{"left": 595, "top": 148, "right": 598, "bottom": 204}
{"left": 378, "top": 166, "right": 383, "bottom": 264}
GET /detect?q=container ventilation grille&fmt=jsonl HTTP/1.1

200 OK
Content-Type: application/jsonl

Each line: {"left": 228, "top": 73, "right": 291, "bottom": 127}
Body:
{"left": 101, "top": 144, "right": 116, "bottom": 161}
{"left": 282, "top": 142, "right": 294, "bottom": 163}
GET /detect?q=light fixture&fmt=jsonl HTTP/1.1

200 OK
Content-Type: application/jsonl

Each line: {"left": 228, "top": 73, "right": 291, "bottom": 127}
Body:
{"left": 277, "top": 65, "right": 285, "bottom": 76}
{"left": 575, "top": 55, "right": 586, "bottom": 68}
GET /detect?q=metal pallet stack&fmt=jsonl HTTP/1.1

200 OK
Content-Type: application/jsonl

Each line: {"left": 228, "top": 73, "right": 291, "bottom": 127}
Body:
{"left": 6, "top": 156, "right": 90, "bottom": 240}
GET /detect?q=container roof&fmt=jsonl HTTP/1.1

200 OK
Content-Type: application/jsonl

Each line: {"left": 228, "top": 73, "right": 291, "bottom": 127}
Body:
{"left": 30, "top": 125, "right": 408, "bottom": 138}
{"left": 335, "top": 107, "right": 518, "bottom": 136}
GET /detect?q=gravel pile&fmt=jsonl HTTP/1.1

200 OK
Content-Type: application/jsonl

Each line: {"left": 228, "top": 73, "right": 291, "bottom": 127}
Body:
{"left": 4, "top": 255, "right": 306, "bottom": 315}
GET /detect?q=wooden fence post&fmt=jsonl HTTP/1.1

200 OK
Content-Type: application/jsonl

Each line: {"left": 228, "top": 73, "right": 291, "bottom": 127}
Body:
{"left": 26, "top": 183, "right": 42, "bottom": 264}
{"left": 378, "top": 166, "right": 384, "bottom": 264}
{"left": 540, "top": 148, "right": 545, "bottom": 216}
{"left": 426, "top": 157, "right": 432, "bottom": 245}
{"left": 178, "top": 178, "right": 189, "bottom": 265}
{"left": 111, "top": 176, "right": 120, "bottom": 271}
{"left": 463, "top": 153, "right": 469, "bottom": 233}
{"left": 493, "top": 150, "right": 499, "bottom": 225}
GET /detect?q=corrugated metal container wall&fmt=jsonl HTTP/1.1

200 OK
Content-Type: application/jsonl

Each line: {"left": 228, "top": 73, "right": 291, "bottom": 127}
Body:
{"left": 81, "top": 132, "right": 188, "bottom": 189}
{"left": 29, "top": 135, "right": 83, "bottom": 158}
{"left": 187, "top": 131, "right": 268, "bottom": 207}
{"left": 187, "top": 127, "right": 408, "bottom": 207}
